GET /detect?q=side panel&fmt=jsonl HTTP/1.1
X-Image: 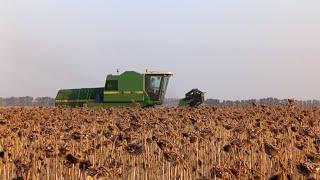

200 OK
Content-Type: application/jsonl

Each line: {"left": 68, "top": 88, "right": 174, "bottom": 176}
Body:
{"left": 87, "top": 102, "right": 143, "bottom": 108}
{"left": 118, "top": 71, "right": 144, "bottom": 90}
{"left": 55, "top": 88, "right": 104, "bottom": 107}
{"left": 104, "top": 71, "right": 146, "bottom": 103}
{"left": 104, "top": 91, "right": 145, "bottom": 102}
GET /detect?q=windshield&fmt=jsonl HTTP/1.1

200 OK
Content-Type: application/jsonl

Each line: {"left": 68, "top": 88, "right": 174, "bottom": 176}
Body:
{"left": 159, "top": 77, "right": 169, "bottom": 102}
{"left": 145, "top": 75, "right": 171, "bottom": 103}
{"left": 145, "top": 75, "right": 163, "bottom": 101}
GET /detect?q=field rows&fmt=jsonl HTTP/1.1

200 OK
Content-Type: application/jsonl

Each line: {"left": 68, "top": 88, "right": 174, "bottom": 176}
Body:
{"left": 0, "top": 105, "right": 320, "bottom": 179}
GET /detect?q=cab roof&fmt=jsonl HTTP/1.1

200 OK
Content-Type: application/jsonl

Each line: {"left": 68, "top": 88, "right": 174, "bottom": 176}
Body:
{"left": 144, "top": 71, "right": 173, "bottom": 76}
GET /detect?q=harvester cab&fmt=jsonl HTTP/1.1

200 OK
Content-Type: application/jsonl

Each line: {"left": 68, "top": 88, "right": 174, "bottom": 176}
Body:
{"left": 144, "top": 71, "right": 172, "bottom": 104}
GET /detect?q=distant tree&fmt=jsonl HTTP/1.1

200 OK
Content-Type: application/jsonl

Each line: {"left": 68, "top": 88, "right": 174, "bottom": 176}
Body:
{"left": 205, "top": 99, "right": 220, "bottom": 106}
{"left": 20, "top": 96, "right": 33, "bottom": 106}
{"left": 33, "top": 97, "right": 55, "bottom": 106}
{"left": 5, "top": 97, "right": 20, "bottom": 106}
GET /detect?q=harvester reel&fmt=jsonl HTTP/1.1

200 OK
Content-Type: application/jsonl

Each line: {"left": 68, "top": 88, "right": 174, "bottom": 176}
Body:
{"left": 183, "top": 89, "right": 205, "bottom": 107}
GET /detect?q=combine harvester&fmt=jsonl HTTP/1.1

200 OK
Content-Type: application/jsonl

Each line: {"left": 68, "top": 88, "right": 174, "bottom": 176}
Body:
{"left": 55, "top": 70, "right": 204, "bottom": 108}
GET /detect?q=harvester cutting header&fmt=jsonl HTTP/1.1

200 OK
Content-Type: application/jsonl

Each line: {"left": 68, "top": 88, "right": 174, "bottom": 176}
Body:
{"left": 56, "top": 70, "right": 204, "bottom": 108}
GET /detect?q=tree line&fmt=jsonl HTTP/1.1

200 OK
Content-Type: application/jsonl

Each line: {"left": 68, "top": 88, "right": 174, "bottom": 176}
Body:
{"left": 1, "top": 97, "right": 320, "bottom": 107}
{"left": 0, "top": 97, "right": 55, "bottom": 107}
{"left": 205, "top": 97, "right": 320, "bottom": 107}
{"left": 164, "top": 97, "right": 320, "bottom": 107}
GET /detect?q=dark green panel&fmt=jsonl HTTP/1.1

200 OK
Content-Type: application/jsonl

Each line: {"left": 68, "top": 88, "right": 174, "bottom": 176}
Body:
{"left": 55, "top": 88, "right": 104, "bottom": 107}
{"left": 105, "top": 80, "right": 118, "bottom": 91}
{"left": 79, "top": 89, "right": 88, "bottom": 99}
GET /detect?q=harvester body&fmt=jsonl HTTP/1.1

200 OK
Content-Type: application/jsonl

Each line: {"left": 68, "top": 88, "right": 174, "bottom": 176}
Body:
{"left": 55, "top": 71, "right": 172, "bottom": 108}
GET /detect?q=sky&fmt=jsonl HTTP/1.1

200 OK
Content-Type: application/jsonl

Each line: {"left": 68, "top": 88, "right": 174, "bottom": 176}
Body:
{"left": 1, "top": 0, "right": 320, "bottom": 100}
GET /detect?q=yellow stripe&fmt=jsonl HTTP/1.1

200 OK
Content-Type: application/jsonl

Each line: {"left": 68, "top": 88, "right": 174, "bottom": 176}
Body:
{"left": 104, "top": 91, "right": 120, "bottom": 94}
{"left": 104, "top": 91, "right": 144, "bottom": 95}
{"left": 56, "top": 99, "right": 95, "bottom": 103}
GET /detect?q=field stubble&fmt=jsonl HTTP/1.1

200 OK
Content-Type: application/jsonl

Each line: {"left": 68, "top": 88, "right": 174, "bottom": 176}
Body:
{"left": 0, "top": 104, "right": 320, "bottom": 179}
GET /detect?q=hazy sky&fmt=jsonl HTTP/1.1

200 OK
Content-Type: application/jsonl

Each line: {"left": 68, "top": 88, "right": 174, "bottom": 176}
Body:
{"left": 1, "top": 0, "right": 320, "bottom": 100}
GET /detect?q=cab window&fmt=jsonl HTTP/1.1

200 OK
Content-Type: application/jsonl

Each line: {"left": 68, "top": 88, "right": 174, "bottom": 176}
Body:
{"left": 145, "top": 75, "right": 162, "bottom": 101}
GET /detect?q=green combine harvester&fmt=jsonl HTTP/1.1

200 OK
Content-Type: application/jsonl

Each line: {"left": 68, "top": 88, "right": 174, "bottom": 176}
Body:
{"left": 56, "top": 70, "right": 204, "bottom": 108}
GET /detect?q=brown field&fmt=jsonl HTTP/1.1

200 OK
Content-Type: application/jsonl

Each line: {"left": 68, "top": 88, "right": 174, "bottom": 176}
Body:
{"left": 0, "top": 105, "right": 320, "bottom": 179}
